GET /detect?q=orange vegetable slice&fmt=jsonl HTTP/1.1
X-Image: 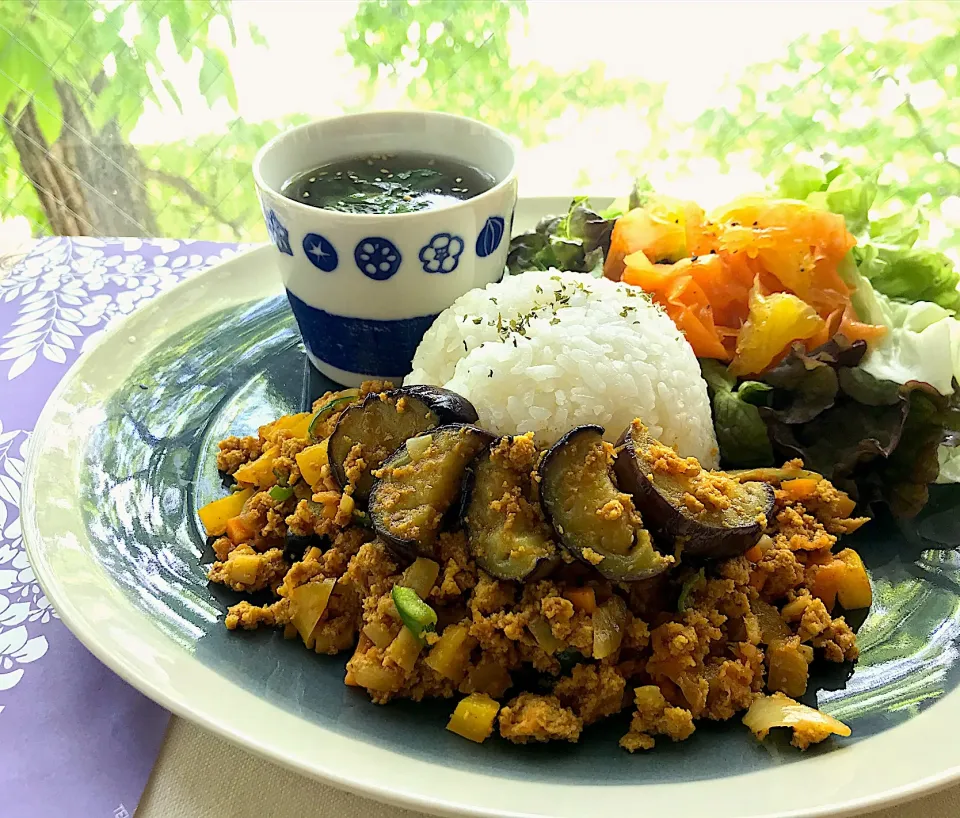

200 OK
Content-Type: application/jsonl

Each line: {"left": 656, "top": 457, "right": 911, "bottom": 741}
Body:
{"left": 564, "top": 587, "right": 597, "bottom": 614}
{"left": 605, "top": 198, "right": 700, "bottom": 280}
{"left": 612, "top": 192, "right": 883, "bottom": 364}
{"left": 838, "top": 304, "right": 887, "bottom": 344}
{"left": 781, "top": 478, "right": 821, "bottom": 502}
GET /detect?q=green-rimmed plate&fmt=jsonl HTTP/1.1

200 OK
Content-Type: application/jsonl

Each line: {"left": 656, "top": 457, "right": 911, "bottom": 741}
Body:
{"left": 21, "top": 198, "right": 960, "bottom": 818}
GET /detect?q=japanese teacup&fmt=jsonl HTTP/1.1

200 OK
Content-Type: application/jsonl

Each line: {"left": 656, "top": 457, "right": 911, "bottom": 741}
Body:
{"left": 253, "top": 111, "right": 519, "bottom": 386}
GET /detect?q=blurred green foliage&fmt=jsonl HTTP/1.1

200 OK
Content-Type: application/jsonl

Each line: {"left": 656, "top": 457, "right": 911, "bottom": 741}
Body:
{"left": 342, "top": 0, "right": 664, "bottom": 145}
{"left": 0, "top": 0, "right": 257, "bottom": 237}
{"left": 0, "top": 0, "right": 957, "bottom": 248}
{"left": 677, "top": 1, "right": 960, "bottom": 227}
{"left": 145, "top": 117, "right": 307, "bottom": 242}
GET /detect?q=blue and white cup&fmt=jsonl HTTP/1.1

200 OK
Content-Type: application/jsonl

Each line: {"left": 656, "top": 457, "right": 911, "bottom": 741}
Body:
{"left": 253, "top": 111, "right": 519, "bottom": 386}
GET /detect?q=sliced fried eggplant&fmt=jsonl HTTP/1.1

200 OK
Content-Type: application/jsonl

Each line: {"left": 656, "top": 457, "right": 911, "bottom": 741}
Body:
{"left": 398, "top": 385, "right": 479, "bottom": 425}
{"left": 329, "top": 387, "right": 479, "bottom": 501}
{"left": 329, "top": 390, "right": 440, "bottom": 500}
{"left": 538, "top": 425, "right": 672, "bottom": 581}
{"left": 463, "top": 435, "right": 557, "bottom": 581}
{"left": 369, "top": 424, "right": 494, "bottom": 559}
{"left": 615, "top": 419, "right": 775, "bottom": 559}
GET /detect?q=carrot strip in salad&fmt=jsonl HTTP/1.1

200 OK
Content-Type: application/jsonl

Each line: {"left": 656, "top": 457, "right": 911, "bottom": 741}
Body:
{"left": 611, "top": 193, "right": 884, "bottom": 372}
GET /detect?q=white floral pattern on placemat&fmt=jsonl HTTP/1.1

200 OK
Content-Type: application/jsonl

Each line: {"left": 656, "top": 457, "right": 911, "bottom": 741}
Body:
{"left": 0, "top": 236, "right": 249, "bottom": 702}
{"left": 0, "top": 237, "right": 250, "bottom": 381}
{"left": 0, "top": 424, "right": 45, "bottom": 692}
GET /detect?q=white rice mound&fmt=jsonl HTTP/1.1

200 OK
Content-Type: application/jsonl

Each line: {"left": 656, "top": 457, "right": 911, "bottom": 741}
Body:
{"left": 406, "top": 269, "right": 719, "bottom": 467}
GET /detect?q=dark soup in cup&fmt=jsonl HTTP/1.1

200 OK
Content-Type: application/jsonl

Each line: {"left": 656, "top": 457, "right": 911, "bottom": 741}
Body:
{"left": 281, "top": 152, "right": 496, "bottom": 215}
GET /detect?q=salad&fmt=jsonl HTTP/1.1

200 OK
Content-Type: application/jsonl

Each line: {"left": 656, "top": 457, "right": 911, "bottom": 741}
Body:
{"left": 507, "top": 166, "right": 960, "bottom": 517}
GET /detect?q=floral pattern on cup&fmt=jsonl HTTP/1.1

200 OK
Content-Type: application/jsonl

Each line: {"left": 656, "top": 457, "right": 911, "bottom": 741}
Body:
{"left": 355, "top": 237, "right": 402, "bottom": 281}
{"left": 302, "top": 233, "right": 338, "bottom": 272}
{"left": 475, "top": 216, "right": 505, "bottom": 258}
{"left": 419, "top": 233, "right": 465, "bottom": 274}
{"left": 265, "top": 209, "right": 293, "bottom": 256}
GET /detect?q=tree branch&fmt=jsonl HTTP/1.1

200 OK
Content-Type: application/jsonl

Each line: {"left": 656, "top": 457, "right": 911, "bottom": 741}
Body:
{"left": 144, "top": 167, "right": 244, "bottom": 239}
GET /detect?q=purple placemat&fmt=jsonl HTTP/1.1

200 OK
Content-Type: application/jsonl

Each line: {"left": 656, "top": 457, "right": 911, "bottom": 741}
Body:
{"left": 0, "top": 237, "right": 246, "bottom": 817}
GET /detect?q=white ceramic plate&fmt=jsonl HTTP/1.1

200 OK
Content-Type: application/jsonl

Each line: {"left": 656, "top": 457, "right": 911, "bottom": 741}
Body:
{"left": 22, "top": 197, "right": 960, "bottom": 818}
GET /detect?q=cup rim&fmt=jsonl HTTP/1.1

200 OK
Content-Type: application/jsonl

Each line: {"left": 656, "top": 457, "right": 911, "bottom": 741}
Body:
{"left": 252, "top": 110, "right": 519, "bottom": 222}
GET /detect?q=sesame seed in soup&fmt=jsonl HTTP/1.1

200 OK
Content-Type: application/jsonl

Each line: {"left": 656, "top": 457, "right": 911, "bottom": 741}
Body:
{"left": 281, "top": 152, "right": 495, "bottom": 215}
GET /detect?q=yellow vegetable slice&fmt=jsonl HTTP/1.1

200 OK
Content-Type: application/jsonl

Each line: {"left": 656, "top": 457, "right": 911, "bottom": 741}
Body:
{"left": 385, "top": 626, "right": 423, "bottom": 672}
{"left": 198, "top": 488, "right": 254, "bottom": 536}
{"left": 399, "top": 557, "right": 441, "bottom": 599}
{"left": 260, "top": 412, "right": 313, "bottom": 441}
{"left": 290, "top": 578, "right": 336, "bottom": 649}
{"left": 296, "top": 440, "right": 329, "bottom": 487}
{"left": 425, "top": 623, "right": 477, "bottom": 683}
{"left": 447, "top": 693, "right": 500, "bottom": 743}
{"left": 592, "top": 595, "right": 627, "bottom": 660}
{"left": 743, "top": 692, "right": 850, "bottom": 750}
{"left": 528, "top": 616, "right": 565, "bottom": 655}
{"left": 730, "top": 288, "right": 825, "bottom": 376}
{"left": 836, "top": 548, "right": 873, "bottom": 609}
{"left": 234, "top": 445, "right": 280, "bottom": 488}
{"left": 222, "top": 552, "right": 261, "bottom": 585}
{"left": 362, "top": 621, "right": 395, "bottom": 650}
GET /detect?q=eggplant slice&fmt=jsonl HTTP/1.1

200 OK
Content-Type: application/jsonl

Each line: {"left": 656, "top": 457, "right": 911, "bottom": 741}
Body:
{"left": 369, "top": 424, "right": 494, "bottom": 559}
{"left": 464, "top": 435, "right": 557, "bottom": 582}
{"left": 329, "top": 387, "right": 479, "bottom": 501}
{"left": 615, "top": 419, "right": 775, "bottom": 559}
{"left": 397, "top": 385, "right": 479, "bottom": 425}
{"left": 539, "top": 425, "right": 672, "bottom": 581}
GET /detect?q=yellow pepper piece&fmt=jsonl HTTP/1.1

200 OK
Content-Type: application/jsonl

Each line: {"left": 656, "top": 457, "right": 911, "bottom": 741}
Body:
{"left": 198, "top": 488, "right": 254, "bottom": 536}
{"left": 385, "top": 626, "right": 423, "bottom": 673}
{"left": 836, "top": 548, "right": 873, "bottom": 609}
{"left": 260, "top": 412, "right": 313, "bottom": 442}
{"left": 730, "top": 288, "right": 825, "bottom": 376}
{"left": 399, "top": 557, "right": 441, "bottom": 599}
{"left": 223, "top": 551, "right": 261, "bottom": 585}
{"left": 447, "top": 693, "right": 500, "bottom": 743}
{"left": 234, "top": 445, "right": 280, "bottom": 488}
{"left": 295, "top": 440, "right": 329, "bottom": 487}
{"left": 425, "top": 623, "right": 477, "bottom": 683}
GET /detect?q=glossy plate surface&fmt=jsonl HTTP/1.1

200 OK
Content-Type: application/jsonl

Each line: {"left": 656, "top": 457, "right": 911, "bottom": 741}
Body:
{"left": 21, "top": 197, "right": 960, "bottom": 818}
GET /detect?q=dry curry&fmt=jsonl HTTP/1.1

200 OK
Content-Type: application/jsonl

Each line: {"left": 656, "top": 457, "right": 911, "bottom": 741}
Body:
{"left": 201, "top": 380, "right": 870, "bottom": 751}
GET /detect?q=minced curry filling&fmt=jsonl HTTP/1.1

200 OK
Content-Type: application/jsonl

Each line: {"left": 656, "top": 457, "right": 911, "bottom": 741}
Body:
{"left": 208, "top": 381, "right": 868, "bottom": 751}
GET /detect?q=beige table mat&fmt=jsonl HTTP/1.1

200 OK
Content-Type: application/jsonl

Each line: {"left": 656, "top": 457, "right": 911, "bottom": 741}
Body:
{"left": 138, "top": 717, "right": 960, "bottom": 818}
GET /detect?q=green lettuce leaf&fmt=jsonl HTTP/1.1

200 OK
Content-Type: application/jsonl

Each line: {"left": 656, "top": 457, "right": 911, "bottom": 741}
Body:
{"left": 775, "top": 163, "right": 960, "bottom": 310}
{"left": 699, "top": 360, "right": 774, "bottom": 467}
{"left": 853, "top": 243, "right": 960, "bottom": 311}
{"left": 861, "top": 315, "right": 959, "bottom": 398}
{"left": 701, "top": 331, "right": 958, "bottom": 515}
{"left": 737, "top": 381, "right": 773, "bottom": 406}
{"left": 837, "top": 257, "right": 960, "bottom": 484}
{"left": 754, "top": 335, "right": 960, "bottom": 517}
{"left": 869, "top": 205, "right": 926, "bottom": 247}
{"left": 761, "top": 337, "right": 867, "bottom": 423}
{"left": 811, "top": 168, "right": 878, "bottom": 237}
{"left": 937, "top": 446, "right": 960, "bottom": 484}
{"left": 843, "top": 258, "right": 960, "bottom": 397}
{"left": 777, "top": 164, "right": 826, "bottom": 201}
{"left": 506, "top": 197, "right": 614, "bottom": 277}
